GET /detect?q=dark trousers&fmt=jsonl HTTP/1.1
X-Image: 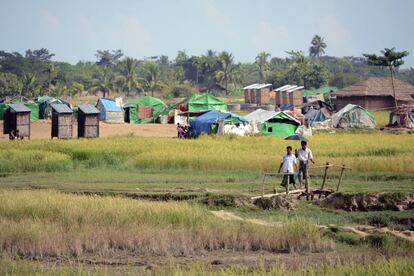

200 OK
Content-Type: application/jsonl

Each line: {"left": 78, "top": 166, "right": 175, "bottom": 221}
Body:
{"left": 298, "top": 161, "right": 309, "bottom": 192}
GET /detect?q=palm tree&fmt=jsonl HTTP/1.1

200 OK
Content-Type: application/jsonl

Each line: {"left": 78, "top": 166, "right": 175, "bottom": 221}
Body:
{"left": 363, "top": 48, "right": 409, "bottom": 108}
{"left": 309, "top": 35, "right": 327, "bottom": 58}
{"left": 191, "top": 56, "right": 202, "bottom": 84}
{"left": 255, "top": 52, "right": 271, "bottom": 82}
{"left": 45, "top": 63, "right": 57, "bottom": 95}
{"left": 89, "top": 66, "right": 114, "bottom": 98}
{"left": 142, "top": 61, "right": 165, "bottom": 97}
{"left": 50, "top": 82, "right": 67, "bottom": 97}
{"left": 21, "top": 72, "right": 37, "bottom": 97}
{"left": 120, "top": 57, "right": 140, "bottom": 96}
{"left": 286, "top": 51, "right": 310, "bottom": 86}
{"left": 216, "top": 51, "right": 239, "bottom": 95}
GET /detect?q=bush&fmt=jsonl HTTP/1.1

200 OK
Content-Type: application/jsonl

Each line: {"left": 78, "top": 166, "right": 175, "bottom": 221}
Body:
{"left": 164, "top": 83, "right": 197, "bottom": 98}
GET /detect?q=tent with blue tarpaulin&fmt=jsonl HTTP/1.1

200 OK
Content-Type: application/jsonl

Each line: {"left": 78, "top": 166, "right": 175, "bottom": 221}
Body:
{"left": 304, "top": 109, "right": 331, "bottom": 126}
{"left": 96, "top": 98, "right": 124, "bottom": 123}
{"left": 190, "top": 110, "right": 248, "bottom": 136}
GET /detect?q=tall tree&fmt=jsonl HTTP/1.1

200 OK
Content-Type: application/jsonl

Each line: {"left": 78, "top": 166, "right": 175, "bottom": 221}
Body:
{"left": 216, "top": 51, "right": 239, "bottom": 95}
{"left": 142, "top": 61, "right": 165, "bottom": 97}
{"left": 309, "top": 35, "right": 327, "bottom": 58}
{"left": 119, "top": 57, "right": 140, "bottom": 96}
{"left": 21, "top": 72, "right": 38, "bottom": 97}
{"left": 363, "top": 48, "right": 409, "bottom": 108}
{"left": 95, "top": 49, "right": 123, "bottom": 67}
{"left": 45, "top": 63, "right": 57, "bottom": 95}
{"left": 0, "top": 72, "right": 22, "bottom": 98}
{"left": 89, "top": 66, "right": 114, "bottom": 98}
{"left": 255, "top": 52, "right": 271, "bottom": 82}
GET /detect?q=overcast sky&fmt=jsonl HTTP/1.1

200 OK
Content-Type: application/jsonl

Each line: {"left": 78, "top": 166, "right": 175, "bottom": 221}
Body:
{"left": 1, "top": 0, "right": 413, "bottom": 67}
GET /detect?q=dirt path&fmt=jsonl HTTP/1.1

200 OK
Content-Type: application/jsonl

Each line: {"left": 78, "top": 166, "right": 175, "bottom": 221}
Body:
{"left": 211, "top": 210, "right": 281, "bottom": 227}
{"left": 0, "top": 121, "right": 176, "bottom": 140}
{"left": 211, "top": 210, "right": 414, "bottom": 243}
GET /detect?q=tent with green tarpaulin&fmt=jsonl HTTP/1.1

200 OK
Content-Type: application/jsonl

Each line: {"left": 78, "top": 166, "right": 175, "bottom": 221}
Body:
{"left": 34, "top": 96, "right": 69, "bottom": 119}
{"left": 302, "top": 86, "right": 338, "bottom": 101}
{"left": 8, "top": 98, "right": 39, "bottom": 121}
{"left": 124, "top": 96, "right": 167, "bottom": 124}
{"left": 245, "top": 109, "right": 300, "bottom": 137}
{"left": 0, "top": 103, "right": 7, "bottom": 120}
{"left": 172, "top": 93, "right": 228, "bottom": 112}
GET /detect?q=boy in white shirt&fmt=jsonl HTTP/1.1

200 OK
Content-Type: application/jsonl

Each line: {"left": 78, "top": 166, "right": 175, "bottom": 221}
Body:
{"left": 278, "top": 146, "right": 297, "bottom": 188}
{"left": 296, "top": 141, "right": 315, "bottom": 193}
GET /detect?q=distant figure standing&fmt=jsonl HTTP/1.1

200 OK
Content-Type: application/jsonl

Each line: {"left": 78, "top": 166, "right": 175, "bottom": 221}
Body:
{"left": 296, "top": 141, "right": 315, "bottom": 193}
{"left": 177, "top": 123, "right": 185, "bottom": 139}
{"left": 278, "top": 146, "right": 297, "bottom": 189}
{"left": 275, "top": 105, "right": 281, "bottom": 112}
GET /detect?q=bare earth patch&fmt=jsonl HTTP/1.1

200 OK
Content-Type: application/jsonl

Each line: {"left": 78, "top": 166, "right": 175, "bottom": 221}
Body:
{"left": 0, "top": 121, "right": 176, "bottom": 140}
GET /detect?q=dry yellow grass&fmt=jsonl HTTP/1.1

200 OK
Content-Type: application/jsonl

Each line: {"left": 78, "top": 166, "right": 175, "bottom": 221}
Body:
{"left": 0, "top": 190, "right": 332, "bottom": 258}
{"left": 0, "top": 133, "right": 412, "bottom": 173}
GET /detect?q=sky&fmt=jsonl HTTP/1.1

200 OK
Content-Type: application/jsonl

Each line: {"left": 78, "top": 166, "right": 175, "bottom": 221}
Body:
{"left": 1, "top": 0, "right": 413, "bottom": 67}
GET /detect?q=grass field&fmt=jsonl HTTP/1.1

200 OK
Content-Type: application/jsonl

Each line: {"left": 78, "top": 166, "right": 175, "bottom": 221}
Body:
{"left": 0, "top": 131, "right": 413, "bottom": 274}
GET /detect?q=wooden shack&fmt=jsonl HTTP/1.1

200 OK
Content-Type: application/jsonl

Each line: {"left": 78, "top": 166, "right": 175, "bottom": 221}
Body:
{"left": 244, "top": 89, "right": 251, "bottom": 103}
{"left": 77, "top": 104, "right": 100, "bottom": 138}
{"left": 243, "top": 83, "right": 272, "bottom": 105}
{"left": 255, "top": 86, "right": 272, "bottom": 105}
{"left": 3, "top": 103, "right": 31, "bottom": 139}
{"left": 274, "top": 85, "right": 304, "bottom": 107}
{"left": 288, "top": 89, "right": 304, "bottom": 107}
{"left": 51, "top": 103, "right": 73, "bottom": 139}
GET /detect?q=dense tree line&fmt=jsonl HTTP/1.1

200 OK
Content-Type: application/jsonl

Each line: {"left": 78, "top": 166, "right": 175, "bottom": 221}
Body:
{"left": 0, "top": 36, "right": 412, "bottom": 99}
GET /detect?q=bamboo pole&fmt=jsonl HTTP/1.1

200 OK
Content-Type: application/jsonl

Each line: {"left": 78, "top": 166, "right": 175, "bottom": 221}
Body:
{"left": 319, "top": 162, "right": 330, "bottom": 198}
{"left": 336, "top": 165, "right": 346, "bottom": 192}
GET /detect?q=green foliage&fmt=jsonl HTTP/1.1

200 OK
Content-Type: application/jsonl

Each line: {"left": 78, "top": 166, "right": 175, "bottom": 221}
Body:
{"left": 0, "top": 72, "right": 22, "bottom": 97}
{"left": 364, "top": 48, "right": 409, "bottom": 68}
{"left": 164, "top": 83, "right": 197, "bottom": 98}
{"left": 309, "top": 35, "right": 327, "bottom": 58}
{"left": 0, "top": 47, "right": 413, "bottom": 99}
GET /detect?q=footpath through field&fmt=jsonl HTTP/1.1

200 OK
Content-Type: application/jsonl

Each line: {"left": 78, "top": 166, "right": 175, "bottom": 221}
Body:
{"left": 211, "top": 210, "right": 414, "bottom": 243}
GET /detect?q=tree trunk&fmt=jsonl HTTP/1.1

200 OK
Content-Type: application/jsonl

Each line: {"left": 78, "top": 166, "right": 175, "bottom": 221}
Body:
{"left": 389, "top": 66, "right": 398, "bottom": 109}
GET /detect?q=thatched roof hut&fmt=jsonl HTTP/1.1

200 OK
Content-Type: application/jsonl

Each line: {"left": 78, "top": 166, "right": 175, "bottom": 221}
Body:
{"left": 332, "top": 77, "right": 414, "bottom": 110}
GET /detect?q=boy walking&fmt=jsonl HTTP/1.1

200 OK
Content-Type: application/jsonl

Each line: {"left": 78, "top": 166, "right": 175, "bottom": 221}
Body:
{"left": 296, "top": 141, "right": 315, "bottom": 193}
{"left": 278, "top": 146, "right": 297, "bottom": 189}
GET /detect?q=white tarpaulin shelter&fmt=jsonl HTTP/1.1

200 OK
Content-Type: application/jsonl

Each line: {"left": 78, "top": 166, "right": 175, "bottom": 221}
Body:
{"left": 332, "top": 104, "right": 376, "bottom": 128}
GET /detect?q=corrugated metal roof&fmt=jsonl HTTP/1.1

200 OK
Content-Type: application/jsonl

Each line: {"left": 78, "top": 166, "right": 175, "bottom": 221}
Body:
{"left": 274, "top": 85, "right": 304, "bottom": 92}
{"left": 286, "top": 86, "right": 304, "bottom": 93}
{"left": 78, "top": 104, "right": 100, "bottom": 114}
{"left": 51, "top": 103, "right": 73, "bottom": 113}
{"left": 243, "top": 83, "right": 259, "bottom": 89}
{"left": 243, "top": 83, "right": 272, "bottom": 90}
{"left": 9, "top": 103, "right": 31, "bottom": 113}
{"left": 275, "top": 85, "right": 292, "bottom": 91}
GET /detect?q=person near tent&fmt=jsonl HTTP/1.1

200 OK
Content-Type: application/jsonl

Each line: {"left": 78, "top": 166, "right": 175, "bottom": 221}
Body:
{"left": 275, "top": 105, "right": 281, "bottom": 112}
{"left": 278, "top": 146, "right": 297, "bottom": 189}
{"left": 177, "top": 123, "right": 185, "bottom": 139}
{"left": 296, "top": 141, "right": 315, "bottom": 193}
